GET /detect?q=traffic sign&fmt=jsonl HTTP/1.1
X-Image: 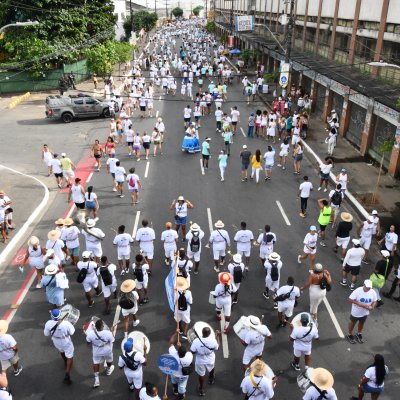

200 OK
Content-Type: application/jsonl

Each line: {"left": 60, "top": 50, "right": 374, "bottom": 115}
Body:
{"left": 279, "top": 63, "right": 290, "bottom": 88}
{"left": 157, "top": 354, "right": 179, "bottom": 375}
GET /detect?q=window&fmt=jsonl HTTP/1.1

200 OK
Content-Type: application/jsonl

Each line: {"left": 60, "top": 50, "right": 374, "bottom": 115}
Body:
{"left": 85, "top": 99, "right": 97, "bottom": 105}
{"left": 306, "top": 27, "right": 316, "bottom": 43}
{"left": 356, "top": 37, "right": 375, "bottom": 60}
{"left": 73, "top": 99, "right": 84, "bottom": 105}
{"left": 335, "top": 33, "right": 349, "bottom": 52}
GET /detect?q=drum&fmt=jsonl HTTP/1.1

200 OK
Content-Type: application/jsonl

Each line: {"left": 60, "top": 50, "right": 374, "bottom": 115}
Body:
{"left": 121, "top": 331, "right": 150, "bottom": 354}
{"left": 209, "top": 291, "right": 216, "bottom": 305}
{"left": 187, "top": 321, "right": 215, "bottom": 344}
{"left": 291, "top": 312, "right": 318, "bottom": 328}
{"left": 233, "top": 316, "right": 251, "bottom": 342}
{"left": 83, "top": 316, "right": 110, "bottom": 335}
{"left": 245, "top": 359, "right": 275, "bottom": 380}
{"left": 60, "top": 304, "right": 80, "bottom": 326}
{"left": 297, "top": 368, "right": 314, "bottom": 393}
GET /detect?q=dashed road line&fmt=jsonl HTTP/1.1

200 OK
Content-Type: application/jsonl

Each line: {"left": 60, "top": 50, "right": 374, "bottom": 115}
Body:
{"left": 240, "top": 127, "right": 246, "bottom": 137}
{"left": 144, "top": 161, "right": 150, "bottom": 178}
{"left": 323, "top": 297, "right": 345, "bottom": 338}
{"left": 276, "top": 200, "right": 291, "bottom": 226}
{"left": 200, "top": 158, "right": 205, "bottom": 175}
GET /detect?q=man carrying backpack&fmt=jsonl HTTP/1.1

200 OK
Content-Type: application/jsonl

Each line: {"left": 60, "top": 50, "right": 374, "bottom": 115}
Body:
{"left": 185, "top": 223, "right": 205, "bottom": 274}
{"left": 174, "top": 277, "right": 193, "bottom": 340}
{"left": 118, "top": 337, "right": 147, "bottom": 398}
{"left": 227, "top": 253, "right": 245, "bottom": 305}
{"left": 133, "top": 254, "right": 149, "bottom": 305}
{"left": 119, "top": 279, "right": 140, "bottom": 339}
{"left": 329, "top": 184, "right": 344, "bottom": 228}
{"left": 233, "top": 221, "right": 254, "bottom": 271}
{"left": 77, "top": 251, "right": 102, "bottom": 307}
{"left": 275, "top": 276, "right": 300, "bottom": 328}
{"left": 135, "top": 219, "right": 156, "bottom": 273}
{"left": 263, "top": 252, "right": 283, "bottom": 309}
{"left": 209, "top": 220, "right": 231, "bottom": 272}
{"left": 176, "top": 249, "right": 193, "bottom": 287}
{"left": 256, "top": 224, "right": 277, "bottom": 268}
{"left": 96, "top": 255, "right": 117, "bottom": 315}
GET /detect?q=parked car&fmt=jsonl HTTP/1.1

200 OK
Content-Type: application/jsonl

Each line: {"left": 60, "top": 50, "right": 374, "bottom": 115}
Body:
{"left": 45, "top": 94, "right": 113, "bottom": 123}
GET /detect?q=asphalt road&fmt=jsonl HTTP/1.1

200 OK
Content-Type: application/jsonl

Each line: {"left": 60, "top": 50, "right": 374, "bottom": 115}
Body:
{"left": 1, "top": 45, "right": 399, "bottom": 400}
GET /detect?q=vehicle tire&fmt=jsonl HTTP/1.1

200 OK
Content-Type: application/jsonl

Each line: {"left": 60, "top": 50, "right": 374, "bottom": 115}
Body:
{"left": 114, "top": 104, "right": 120, "bottom": 113}
{"left": 61, "top": 112, "right": 73, "bottom": 123}
{"left": 103, "top": 108, "right": 111, "bottom": 118}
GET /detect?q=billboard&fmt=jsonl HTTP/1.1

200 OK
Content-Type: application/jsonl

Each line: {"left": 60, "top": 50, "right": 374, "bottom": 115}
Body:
{"left": 235, "top": 16, "right": 254, "bottom": 32}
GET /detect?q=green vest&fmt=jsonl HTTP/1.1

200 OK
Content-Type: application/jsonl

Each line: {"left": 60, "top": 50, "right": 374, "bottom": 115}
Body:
{"left": 318, "top": 206, "right": 332, "bottom": 226}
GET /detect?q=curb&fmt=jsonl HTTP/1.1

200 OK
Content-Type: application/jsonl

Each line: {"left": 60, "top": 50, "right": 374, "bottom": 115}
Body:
{"left": 8, "top": 92, "right": 31, "bottom": 109}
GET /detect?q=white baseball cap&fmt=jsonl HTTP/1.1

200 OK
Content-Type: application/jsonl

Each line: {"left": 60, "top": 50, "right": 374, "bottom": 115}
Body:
{"left": 242, "top": 145, "right": 247, "bottom": 149}
{"left": 364, "top": 279, "right": 373, "bottom": 288}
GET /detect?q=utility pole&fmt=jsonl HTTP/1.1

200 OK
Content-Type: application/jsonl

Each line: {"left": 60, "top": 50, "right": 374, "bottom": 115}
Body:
{"left": 165, "top": 0, "right": 169, "bottom": 18}
{"left": 129, "top": 0, "right": 133, "bottom": 33}
{"left": 285, "top": 0, "right": 295, "bottom": 63}
{"left": 230, "top": 0, "right": 234, "bottom": 36}
{"left": 205, "top": 0, "right": 208, "bottom": 19}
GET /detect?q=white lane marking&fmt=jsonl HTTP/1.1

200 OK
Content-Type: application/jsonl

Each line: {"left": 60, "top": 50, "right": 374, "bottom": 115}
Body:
{"left": 240, "top": 127, "right": 246, "bottom": 137}
{"left": 220, "top": 313, "right": 229, "bottom": 358}
{"left": 66, "top": 204, "right": 76, "bottom": 218}
{"left": 144, "top": 161, "right": 150, "bottom": 178}
{"left": 132, "top": 211, "right": 141, "bottom": 238}
{"left": 206, "top": 207, "right": 213, "bottom": 233}
{"left": 86, "top": 171, "right": 94, "bottom": 183}
{"left": 276, "top": 200, "right": 291, "bottom": 226}
{"left": 156, "top": 110, "right": 159, "bottom": 118}
{"left": 200, "top": 158, "right": 205, "bottom": 175}
{"left": 322, "top": 297, "right": 345, "bottom": 338}
{"left": 0, "top": 166, "right": 49, "bottom": 266}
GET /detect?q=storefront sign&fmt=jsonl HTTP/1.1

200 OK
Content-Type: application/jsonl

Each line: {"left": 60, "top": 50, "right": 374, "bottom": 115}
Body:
{"left": 235, "top": 16, "right": 254, "bottom": 32}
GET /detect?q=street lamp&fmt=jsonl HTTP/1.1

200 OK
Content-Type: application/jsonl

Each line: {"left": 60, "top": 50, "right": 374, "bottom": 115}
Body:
{"left": 0, "top": 21, "right": 39, "bottom": 33}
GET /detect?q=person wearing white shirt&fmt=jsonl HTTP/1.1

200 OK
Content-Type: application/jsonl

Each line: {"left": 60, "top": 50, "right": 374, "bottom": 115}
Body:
{"left": 50, "top": 154, "right": 63, "bottom": 188}
{"left": 318, "top": 159, "right": 333, "bottom": 192}
{"left": 77, "top": 251, "right": 102, "bottom": 306}
{"left": 136, "top": 219, "right": 156, "bottom": 271}
{"left": 242, "top": 316, "right": 272, "bottom": 370}
{"left": 277, "top": 138, "right": 290, "bottom": 170}
{"left": 298, "top": 226, "right": 318, "bottom": 270}
{"left": 190, "top": 327, "right": 220, "bottom": 396}
{"left": 67, "top": 178, "right": 85, "bottom": 209}
{"left": 233, "top": 221, "right": 254, "bottom": 270}
{"left": 96, "top": 256, "right": 117, "bottom": 314}
{"left": 106, "top": 155, "right": 119, "bottom": 192}
{"left": 114, "top": 161, "right": 127, "bottom": 198}
{"left": 370, "top": 209, "right": 381, "bottom": 236}
{"left": 227, "top": 254, "right": 245, "bottom": 304}
{"left": 161, "top": 222, "right": 178, "bottom": 265}
{"left": 185, "top": 223, "right": 205, "bottom": 274}
{"left": 340, "top": 239, "right": 366, "bottom": 290}
{"left": 0, "top": 320, "right": 22, "bottom": 377}
{"left": 240, "top": 359, "right": 275, "bottom": 400}
{"left": 290, "top": 313, "right": 319, "bottom": 371}
{"left": 44, "top": 308, "right": 75, "bottom": 384}
{"left": 46, "top": 229, "right": 67, "bottom": 267}
{"left": 132, "top": 254, "right": 150, "bottom": 304}
{"left": 276, "top": 276, "right": 300, "bottom": 327}
{"left": 346, "top": 279, "right": 377, "bottom": 344}
{"left": 298, "top": 176, "right": 313, "bottom": 217}
{"left": 303, "top": 368, "right": 337, "bottom": 400}
{"left": 113, "top": 225, "right": 134, "bottom": 273}
{"left": 86, "top": 318, "right": 115, "bottom": 388}
{"left": 183, "top": 105, "right": 192, "bottom": 127}
{"left": 209, "top": 220, "right": 230, "bottom": 272}
{"left": 257, "top": 225, "right": 277, "bottom": 266}
{"left": 263, "top": 146, "right": 275, "bottom": 180}
{"left": 215, "top": 107, "right": 223, "bottom": 132}
{"left": 379, "top": 224, "right": 398, "bottom": 256}
{"left": 60, "top": 218, "right": 80, "bottom": 265}
{"left": 230, "top": 106, "right": 240, "bottom": 133}
{"left": 263, "top": 252, "right": 282, "bottom": 308}
{"left": 139, "top": 382, "right": 163, "bottom": 400}
{"left": 174, "top": 277, "right": 193, "bottom": 339}
{"left": 357, "top": 217, "right": 375, "bottom": 263}
{"left": 212, "top": 272, "right": 236, "bottom": 333}
{"left": 81, "top": 219, "right": 105, "bottom": 262}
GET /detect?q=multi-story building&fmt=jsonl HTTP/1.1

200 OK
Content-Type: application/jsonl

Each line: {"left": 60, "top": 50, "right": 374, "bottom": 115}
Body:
{"left": 215, "top": 0, "right": 400, "bottom": 178}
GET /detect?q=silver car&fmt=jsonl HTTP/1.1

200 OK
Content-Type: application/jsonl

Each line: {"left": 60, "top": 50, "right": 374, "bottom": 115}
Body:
{"left": 45, "top": 95, "right": 112, "bottom": 123}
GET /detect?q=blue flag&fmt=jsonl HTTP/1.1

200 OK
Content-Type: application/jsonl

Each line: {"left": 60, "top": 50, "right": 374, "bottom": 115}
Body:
{"left": 165, "top": 263, "right": 176, "bottom": 313}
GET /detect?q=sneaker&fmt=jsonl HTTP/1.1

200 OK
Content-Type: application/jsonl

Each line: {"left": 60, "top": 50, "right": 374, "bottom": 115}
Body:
{"left": 362, "top": 259, "right": 370, "bottom": 265}
{"left": 232, "top": 299, "right": 238, "bottom": 305}
{"left": 355, "top": 333, "right": 364, "bottom": 343}
{"left": 350, "top": 284, "right": 355, "bottom": 291}
{"left": 263, "top": 291, "right": 269, "bottom": 300}
{"left": 213, "top": 266, "right": 220, "bottom": 272}
{"left": 333, "top": 247, "right": 338, "bottom": 253}
{"left": 297, "top": 255, "right": 302, "bottom": 264}
{"left": 346, "top": 334, "right": 356, "bottom": 344}
{"left": 13, "top": 366, "right": 23, "bottom": 376}
{"left": 323, "top": 188, "right": 327, "bottom": 192}
{"left": 219, "top": 260, "right": 224, "bottom": 266}
{"left": 299, "top": 212, "right": 305, "bottom": 218}
{"left": 339, "top": 280, "right": 347, "bottom": 287}
{"left": 208, "top": 376, "right": 215, "bottom": 385}
{"left": 93, "top": 380, "right": 100, "bottom": 388}
{"left": 181, "top": 334, "right": 188, "bottom": 340}
{"left": 376, "top": 299, "right": 384, "bottom": 307}
{"left": 120, "top": 269, "right": 126, "bottom": 276}
{"left": 198, "top": 388, "right": 205, "bottom": 396}
{"left": 132, "top": 319, "right": 140, "bottom": 327}
{"left": 95, "top": 290, "right": 103, "bottom": 297}
{"left": 63, "top": 373, "right": 72, "bottom": 384}
{"left": 273, "top": 302, "right": 278, "bottom": 310}
{"left": 88, "top": 300, "right": 94, "bottom": 307}
{"left": 291, "top": 362, "right": 300, "bottom": 371}
{"left": 119, "top": 194, "right": 125, "bottom": 198}
{"left": 317, "top": 187, "right": 321, "bottom": 191}
{"left": 216, "top": 314, "right": 221, "bottom": 321}
{"left": 35, "top": 283, "right": 42, "bottom": 289}
{"left": 282, "top": 166, "right": 286, "bottom": 170}
{"left": 277, "top": 164, "right": 282, "bottom": 167}
{"left": 241, "top": 178, "right": 246, "bottom": 182}
{"left": 320, "top": 241, "right": 326, "bottom": 247}
{"left": 223, "top": 326, "right": 230, "bottom": 334}
{"left": 143, "top": 298, "right": 149, "bottom": 304}
{"left": 112, "top": 188, "right": 117, "bottom": 192}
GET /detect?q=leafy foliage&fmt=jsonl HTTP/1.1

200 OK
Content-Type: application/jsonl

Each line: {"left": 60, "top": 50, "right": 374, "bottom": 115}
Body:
{"left": 171, "top": 7, "right": 184, "bottom": 18}
{"left": 123, "top": 11, "right": 158, "bottom": 38}
{"left": 192, "top": 6, "right": 204, "bottom": 16}
{"left": 396, "top": 97, "right": 400, "bottom": 110}
{"left": 205, "top": 21, "right": 215, "bottom": 33}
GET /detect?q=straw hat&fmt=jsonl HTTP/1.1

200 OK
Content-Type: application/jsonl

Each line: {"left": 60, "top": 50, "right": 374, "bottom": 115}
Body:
{"left": 176, "top": 277, "right": 189, "bottom": 291}
{"left": 214, "top": 220, "right": 224, "bottom": 229}
{"left": 55, "top": 218, "right": 65, "bottom": 226}
{"left": 251, "top": 359, "right": 266, "bottom": 376}
{"left": 310, "top": 368, "right": 334, "bottom": 391}
{"left": 48, "top": 230, "right": 61, "bottom": 241}
{"left": 0, "top": 320, "right": 9, "bottom": 336}
{"left": 28, "top": 236, "right": 39, "bottom": 247}
{"left": 248, "top": 315, "right": 261, "bottom": 329}
{"left": 45, "top": 265, "right": 58, "bottom": 275}
{"left": 190, "top": 223, "right": 200, "bottom": 232}
{"left": 177, "top": 195, "right": 185, "bottom": 201}
{"left": 0, "top": 190, "right": 4, "bottom": 195}
{"left": 120, "top": 279, "right": 136, "bottom": 293}
{"left": 86, "top": 219, "right": 96, "bottom": 228}
{"left": 218, "top": 272, "right": 232, "bottom": 285}
{"left": 340, "top": 212, "right": 353, "bottom": 222}
{"left": 63, "top": 217, "right": 74, "bottom": 226}
{"left": 268, "top": 252, "right": 280, "bottom": 261}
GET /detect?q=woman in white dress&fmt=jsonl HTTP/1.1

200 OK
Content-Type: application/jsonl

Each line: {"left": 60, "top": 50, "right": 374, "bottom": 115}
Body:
{"left": 23, "top": 236, "right": 46, "bottom": 288}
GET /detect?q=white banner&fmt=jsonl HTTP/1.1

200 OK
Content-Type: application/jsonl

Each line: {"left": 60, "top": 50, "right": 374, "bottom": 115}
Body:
{"left": 235, "top": 16, "right": 254, "bottom": 32}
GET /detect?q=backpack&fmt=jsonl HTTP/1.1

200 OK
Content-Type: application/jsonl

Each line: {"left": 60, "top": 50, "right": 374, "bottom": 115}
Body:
{"left": 99, "top": 266, "right": 113, "bottom": 286}
{"left": 119, "top": 293, "right": 136, "bottom": 309}
{"left": 134, "top": 264, "right": 144, "bottom": 282}
{"left": 233, "top": 263, "right": 243, "bottom": 283}
{"left": 319, "top": 274, "right": 331, "bottom": 291}
{"left": 190, "top": 232, "right": 200, "bottom": 252}
{"left": 129, "top": 176, "right": 136, "bottom": 188}
{"left": 270, "top": 261, "right": 279, "bottom": 281}
{"left": 246, "top": 87, "right": 252, "bottom": 95}
{"left": 121, "top": 351, "right": 139, "bottom": 371}
{"left": 177, "top": 291, "right": 188, "bottom": 311}
{"left": 77, "top": 266, "right": 88, "bottom": 283}
{"left": 178, "top": 260, "right": 188, "bottom": 279}
{"left": 331, "top": 190, "right": 342, "bottom": 206}
{"left": 263, "top": 233, "right": 274, "bottom": 245}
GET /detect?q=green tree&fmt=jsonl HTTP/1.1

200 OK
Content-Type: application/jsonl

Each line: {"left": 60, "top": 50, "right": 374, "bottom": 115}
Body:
{"left": 171, "top": 7, "right": 184, "bottom": 18}
{"left": 114, "top": 42, "right": 135, "bottom": 75}
{"left": 192, "top": 6, "right": 204, "bottom": 16}
{"left": 396, "top": 97, "right": 400, "bottom": 110}
{"left": 123, "top": 11, "right": 158, "bottom": 38}
{"left": 85, "top": 41, "right": 117, "bottom": 79}
{"left": 205, "top": 21, "right": 215, "bottom": 33}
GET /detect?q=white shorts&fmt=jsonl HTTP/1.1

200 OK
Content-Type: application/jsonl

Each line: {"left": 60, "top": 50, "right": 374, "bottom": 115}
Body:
{"left": 336, "top": 236, "right": 350, "bottom": 249}
{"left": 259, "top": 245, "right": 273, "bottom": 259}
{"left": 195, "top": 363, "right": 214, "bottom": 376}
{"left": 164, "top": 246, "right": 176, "bottom": 259}
{"left": 265, "top": 276, "right": 280, "bottom": 291}
{"left": 117, "top": 251, "right": 131, "bottom": 260}
{"left": 243, "top": 347, "right": 262, "bottom": 364}
{"left": 83, "top": 275, "right": 99, "bottom": 292}
{"left": 87, "top": 246, "right": 102, "bottom": 258}
{"left": 140, "top": 247, "right": 154, "bottom": 260}
{"left": 213, "top": 248, "right": 226, "bottom": 260}
{"left": 237, "top": 248, "right": 251, "bottom": 258}
{"left": 216, "top": 298, "right": 231, "bottom": 317}
{"left": 136, "top": 279, "right": 148, "bottom": 290}
{"left": 54, "top": 342, "right": 74, "bottom": 358}
{"left": 93, "top": 351, "right": 113, "bottom": 365}
{"left": 292, "top": 135, "right": 300, "bottom": 145}
{"left": 294, "top": 348, "right": 311, "bottom": 357}
{"left": 175, "top": 310, "right": 191, "bottom": 324}
{"left": 121, "top": 306, "right": 138, "bottom": 317}
{"left": 332, "top": 205, "right": 340, "bottom": 217}
{"left": 103, "top": 283, "right": 117, "bottom": 298}
{"left": 63, "top": 169, "right": 75, "bottom": 179}
{"left": 187, "top": 248, "right": 201, "bottom": 262}
{"left": 360, "top": 236, "right": 372, "bottom": 250}
{"left": 303, "top": 246, "right": 316, "bottom": 255}
{"left": 279, "top": 151, "right": 288, "bottom": 157}
{"left": 277, "top": 303, "right": 294, "bottom": 318}
{"left": 125, "top": 369, "right": 143, "bottom": 389}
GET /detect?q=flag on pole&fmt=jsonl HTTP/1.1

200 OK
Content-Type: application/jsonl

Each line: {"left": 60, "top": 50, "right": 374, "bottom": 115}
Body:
{"left": 165, "top": 263, "right": 176, "bottom": 313}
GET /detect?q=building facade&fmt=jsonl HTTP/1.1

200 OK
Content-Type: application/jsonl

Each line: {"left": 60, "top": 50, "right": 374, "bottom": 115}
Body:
{"left": 215, "top": 0, "right": 400, "bottom": 178}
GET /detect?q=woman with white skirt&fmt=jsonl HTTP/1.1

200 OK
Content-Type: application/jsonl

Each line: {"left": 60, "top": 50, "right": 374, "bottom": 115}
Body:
{"left": 22, "top": 236, "right": 46, "bottom": 289}
{"left": 300, "top": 263, "right": 332, "bottom": 320}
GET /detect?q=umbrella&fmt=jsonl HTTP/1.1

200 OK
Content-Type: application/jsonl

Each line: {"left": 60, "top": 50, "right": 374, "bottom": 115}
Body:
{"left": 229, "top": 48, "right": 241, "bottom": 54}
